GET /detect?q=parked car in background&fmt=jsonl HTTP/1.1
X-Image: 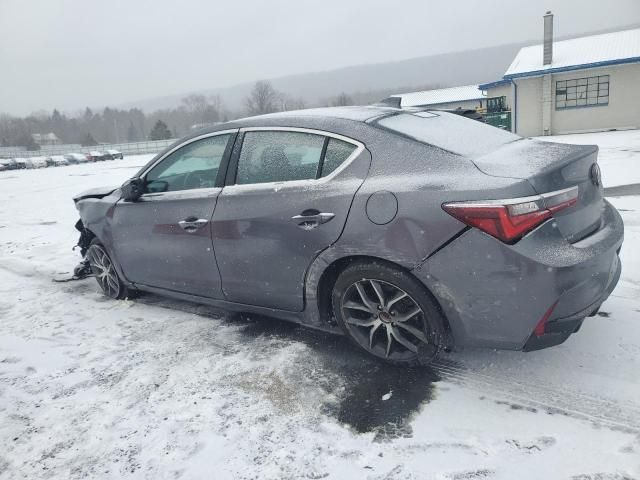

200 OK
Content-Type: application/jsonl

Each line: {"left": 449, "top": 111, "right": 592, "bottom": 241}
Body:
{"left": 0, "top": 162, "right": 7, "bottom": 172}
{"left": 30, "top": 156, "right": 48, "bottom": 168}
{"left": 86, "top": 151, "right": 106, "bottom": 161}
{"left": 51, "top": 156, "right": 69, "bottom": 167}
{"left": 65, "top": 153, "right": 89, "bottom": 164}
{"left": 105, "top": 149, "right": 124, "bottom": 160}
{"left": 72, "top": 107, "right": 623, "bottom": 365}
{"left": 14, "top": 158, "right": 29, "bottom": 169}
{"left": 50, "top": 155, "right": 70, "bottom": 165}
{"left": 0, "top": 158, "right": 16, "bottom": 170}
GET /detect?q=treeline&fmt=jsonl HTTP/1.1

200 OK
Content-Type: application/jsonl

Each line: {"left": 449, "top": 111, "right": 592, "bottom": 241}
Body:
{"left": 0, "top": 80, "right": 440, "bottom": 150}
{"left": 0, "top": 94, "right": 228, "bottom": 149}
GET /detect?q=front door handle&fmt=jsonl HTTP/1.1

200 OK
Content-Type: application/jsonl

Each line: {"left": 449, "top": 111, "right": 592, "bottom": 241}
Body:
{"left": 291, "top": 211, "right": 335, "bottom": 230}
{"left": 178, "top": 217, "right": 209, "bottom": 233}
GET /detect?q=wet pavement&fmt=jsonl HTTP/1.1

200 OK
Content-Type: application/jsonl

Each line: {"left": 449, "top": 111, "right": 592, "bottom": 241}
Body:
{"left": 235, "top": 315, "right": 440, "bottom": 441}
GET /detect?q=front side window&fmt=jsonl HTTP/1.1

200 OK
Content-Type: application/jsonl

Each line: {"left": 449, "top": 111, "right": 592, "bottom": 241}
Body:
{"left": 236, "top": 131, "right": 325, "bottom": 184}
{"left": 556, "top": 75, "right": 609, "bottom": 109}
{"left": 145, "top": 134, "right": 231, "bottom": 192}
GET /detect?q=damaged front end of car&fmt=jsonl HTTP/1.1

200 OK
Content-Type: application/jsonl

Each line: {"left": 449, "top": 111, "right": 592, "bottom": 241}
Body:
{"left": 67, "top": 185, "right": 120, "bottom": 281}
{"left": 71, "top": 218, "right": 94, "bottom": 280}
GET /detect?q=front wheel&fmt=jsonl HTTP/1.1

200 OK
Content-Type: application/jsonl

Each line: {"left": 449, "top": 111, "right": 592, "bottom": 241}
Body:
{"left": 86, "top": 240, "right": 130, "bottom": 299}
{"left": 332, "top": 261, "right": 446, "bottom": 365}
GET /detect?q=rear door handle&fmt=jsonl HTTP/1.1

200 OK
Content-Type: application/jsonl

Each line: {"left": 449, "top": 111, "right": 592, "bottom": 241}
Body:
{"left": 178, "top": 217, "right": 209, "bottom": 233}
{"left": 291, "top": 211, "right": 335, "bottom": 230}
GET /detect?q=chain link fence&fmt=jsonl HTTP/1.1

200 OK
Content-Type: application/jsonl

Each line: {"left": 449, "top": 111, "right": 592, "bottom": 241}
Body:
{"left": 0, "top": 139, "right": 177, "bottom": 159}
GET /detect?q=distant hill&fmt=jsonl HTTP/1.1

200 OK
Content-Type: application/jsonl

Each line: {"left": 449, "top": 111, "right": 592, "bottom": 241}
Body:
{"left": 116, "top": 23, "right": 640, "bottom": 113}
{"left": 117, "top": 42, "right": 525, "bottom": 112}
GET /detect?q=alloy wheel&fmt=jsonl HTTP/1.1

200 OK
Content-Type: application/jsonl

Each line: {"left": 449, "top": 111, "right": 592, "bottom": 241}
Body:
{"left": 340, "top": 278, "right": 432, "bottom": 361}
{"left": 87, "top": 244, "right": 121, "bottom": 298}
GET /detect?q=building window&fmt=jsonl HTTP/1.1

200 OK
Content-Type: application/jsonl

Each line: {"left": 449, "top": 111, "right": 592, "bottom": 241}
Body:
{"left": 556, "top": 75, "right": 609, "bottom": 109}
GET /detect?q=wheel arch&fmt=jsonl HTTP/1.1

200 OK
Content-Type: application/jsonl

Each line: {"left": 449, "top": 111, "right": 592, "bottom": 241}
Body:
{"left": 313, "top": 254, "right": 453, "bottom": 344}
{"left": 79, "top": 219, "right": 133, "bottom": 288}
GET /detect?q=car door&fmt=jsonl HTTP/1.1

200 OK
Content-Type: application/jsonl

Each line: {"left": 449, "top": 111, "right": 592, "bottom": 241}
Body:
{"left": 211, "top": 127, "right": 370, "bottom": 311}
{"left": 110, "top": 130, "right": 237, "bottom": 298}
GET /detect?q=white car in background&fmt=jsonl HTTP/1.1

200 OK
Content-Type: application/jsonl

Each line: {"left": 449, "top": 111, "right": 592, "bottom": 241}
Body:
{"left": 29, "top": 156, "right": 48, "bottom": 168}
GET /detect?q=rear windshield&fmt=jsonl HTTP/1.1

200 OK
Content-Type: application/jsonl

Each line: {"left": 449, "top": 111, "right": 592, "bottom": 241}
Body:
{"left": 375, "top": 111, "right": 520, "bottom": 157}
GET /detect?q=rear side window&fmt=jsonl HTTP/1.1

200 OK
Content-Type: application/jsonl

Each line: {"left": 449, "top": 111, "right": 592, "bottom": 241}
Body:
{"left": 322, "top": 138, "right": 357, "bottom": 176}
{"left": 376, "top": 112, "right": 519, "bottom": 157}
{"left": 235, "top": 130, "right": 360, "bottom": 185}
{"left": 236, "top": 131, "right": 325, "bottom": 184}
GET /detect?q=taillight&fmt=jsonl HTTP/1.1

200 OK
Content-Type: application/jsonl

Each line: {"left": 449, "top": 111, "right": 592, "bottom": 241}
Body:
{"left": 442, "top": 186, "right": 578, "bottom": 243}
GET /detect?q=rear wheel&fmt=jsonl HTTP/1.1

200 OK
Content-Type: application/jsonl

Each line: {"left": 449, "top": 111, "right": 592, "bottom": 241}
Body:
{"left": 332, "top": 261, "right": 445, "bottom": 365}
{"left": 86, "top": 239, "right": 130, "bottom": 299}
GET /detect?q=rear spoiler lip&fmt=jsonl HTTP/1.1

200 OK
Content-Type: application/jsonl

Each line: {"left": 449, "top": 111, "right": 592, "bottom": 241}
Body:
{"left": 470, "top": 140, "right": 599, "bottom": 181}
{"left": 372, "top": 99, "right": 485, "bottom": 121}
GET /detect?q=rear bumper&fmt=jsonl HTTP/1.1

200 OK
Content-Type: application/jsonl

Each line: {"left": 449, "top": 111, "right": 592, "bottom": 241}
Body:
{"left": 413, "top": 200, "right": 624, "bottom": 350}
{"left": 522, "top": 250, "right": 621, "bottom": 351}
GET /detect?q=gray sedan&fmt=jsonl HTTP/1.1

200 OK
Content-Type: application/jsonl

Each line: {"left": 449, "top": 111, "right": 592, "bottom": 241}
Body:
{"left": 72, "top": 106, "right": 623, "bottom": 364}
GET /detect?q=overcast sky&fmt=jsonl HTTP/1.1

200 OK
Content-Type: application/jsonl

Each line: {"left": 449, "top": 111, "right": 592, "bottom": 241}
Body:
{"left": 1, "top": 0, "right": 638, "bottom": 116}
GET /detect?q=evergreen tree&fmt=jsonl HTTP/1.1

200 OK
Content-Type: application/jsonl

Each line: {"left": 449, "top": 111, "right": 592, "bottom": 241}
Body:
{"left": 127, "top": 122, "right": 138, "bottom": 142}
{"left": 149, "top": 120, "right": 172, "bottom": 140}
{"left": 18, "top": 133, "right": 40, "bottom": 151}
{"left": 81, "top": 132, "right": 98, "bottom": 147}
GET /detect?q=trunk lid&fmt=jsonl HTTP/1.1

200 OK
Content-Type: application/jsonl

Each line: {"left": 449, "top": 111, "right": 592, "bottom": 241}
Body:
{"left": 471, "top": 139, "right": 604, "bottom": 243}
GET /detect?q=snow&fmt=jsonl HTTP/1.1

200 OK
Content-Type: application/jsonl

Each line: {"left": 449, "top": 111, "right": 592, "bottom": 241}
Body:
{"left": 505, "top": 27, "right": 640, "bottom": 77}
{"left": 1, "top": 143, "right": 640, "bottom": 479}
{"left": 391, "top": 85, "right": 485, "bottom": 108}
{"left": 538, "top": 129, "right": 640, "bottom": 187}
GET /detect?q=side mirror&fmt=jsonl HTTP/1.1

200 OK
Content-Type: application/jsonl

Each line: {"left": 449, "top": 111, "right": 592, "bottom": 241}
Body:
{"left": 146, "top": 179, "right": 169, "bottom": 193}
{"left": 121, "top": 177, "right": 144, "bottom": 202}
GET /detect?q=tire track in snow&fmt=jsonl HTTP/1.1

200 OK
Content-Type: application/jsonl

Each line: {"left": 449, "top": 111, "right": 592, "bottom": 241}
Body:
{"left": 432, "top": 359, "right": 640, "bottom": 433}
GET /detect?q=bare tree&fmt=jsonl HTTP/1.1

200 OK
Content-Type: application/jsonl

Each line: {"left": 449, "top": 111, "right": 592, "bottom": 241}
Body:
{"left": 281, "top": 95, "right": 307, "bottom": 112}
{"left": 181, "top": 94, "right": 222, "bottom": 125}
{"left": 331, "top": 92, "right": 353, "bottom": 107}
{"left": 245, "top": 81, "right": 281, "bottom": 115}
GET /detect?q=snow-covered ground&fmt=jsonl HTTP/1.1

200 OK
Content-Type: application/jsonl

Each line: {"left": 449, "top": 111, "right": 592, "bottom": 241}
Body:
{"left": 543, "top": 129, "right": 640, "bottom": 188}
{"left": 1, "top": 131, "right": 639, "bottom": 479}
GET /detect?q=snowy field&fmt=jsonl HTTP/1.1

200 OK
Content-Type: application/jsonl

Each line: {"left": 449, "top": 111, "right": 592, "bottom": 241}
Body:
{"left": 1, "top": 130, "right": 639, "bottom": 479}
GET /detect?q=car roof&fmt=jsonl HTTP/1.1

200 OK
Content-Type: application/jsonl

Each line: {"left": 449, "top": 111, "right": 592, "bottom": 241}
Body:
{"left": 244, "top": 106, "right": 397, "bottom": 122}
{"left": 191, "top": 106, "right": 398, "bottom": 135}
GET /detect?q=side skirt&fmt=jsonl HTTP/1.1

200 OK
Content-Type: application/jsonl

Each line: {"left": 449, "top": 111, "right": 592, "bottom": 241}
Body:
{"left": 131, "top": 283, "right": 343, "bottom": 335}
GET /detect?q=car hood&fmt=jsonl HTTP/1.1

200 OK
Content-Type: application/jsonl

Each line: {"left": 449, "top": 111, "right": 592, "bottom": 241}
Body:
{"left": 73, "top": 185, "right": 119, "bottom": 203}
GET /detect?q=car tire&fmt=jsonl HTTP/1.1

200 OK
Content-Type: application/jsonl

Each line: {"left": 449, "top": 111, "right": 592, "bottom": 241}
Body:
{"left": 331, "top": 260, "right": 446, "bottom": 365}
{"left": 86, "top": 239, "right": 131, "bottom": 300}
